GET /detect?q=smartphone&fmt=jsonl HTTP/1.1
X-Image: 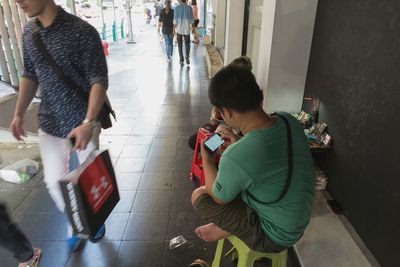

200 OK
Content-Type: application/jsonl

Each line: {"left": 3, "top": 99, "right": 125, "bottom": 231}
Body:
{"left": 70, "top": 137, "right": 76, "bottom": 147}
{"left": 204, "top": 133, "right": 225, "bottom": 153}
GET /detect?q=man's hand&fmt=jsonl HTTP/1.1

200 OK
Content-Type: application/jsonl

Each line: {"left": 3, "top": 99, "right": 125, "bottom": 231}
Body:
{"left": 67, "top": 123, "right": 93, "bottom": 151}
{"left": 200, "top": 140, "right": 216, "bottom": 164}
{"left": 10, "top": 115, "right": 27, "bottom": 141}
{"left": 216, "top": 125, "right": 240, "bottom": 146}
{"left": 210, "top": 107, "right": 222, "bottom": 125}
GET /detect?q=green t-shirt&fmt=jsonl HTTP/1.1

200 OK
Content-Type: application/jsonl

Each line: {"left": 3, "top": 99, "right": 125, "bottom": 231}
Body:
{"left": 212, "top": 112, "right": 315, "bottom": 247}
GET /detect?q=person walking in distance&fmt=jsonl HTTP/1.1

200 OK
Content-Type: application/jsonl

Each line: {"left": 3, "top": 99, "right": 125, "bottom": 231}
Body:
{"left": 173, "top": 0, "right": 194, "bottom": 65}
{"left": 191, "top": 0, "right": 199, "bottom": 44}
{"left": 158, "top": 0, "right": 174, "bottom": 62}
{"left": 11, "top": 0, "right": 108, "bottom": 252}
{"left": 154, "top": 0, "right": 163, "bottom": 25}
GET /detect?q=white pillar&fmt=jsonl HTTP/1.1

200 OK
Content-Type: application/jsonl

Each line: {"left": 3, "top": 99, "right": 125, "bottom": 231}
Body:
{"left": 0, "top": 35, "right": 11, "bottom": 84}
{"left": 256, "top": 0, "right": 277, "bottom": 108}
{"left": 258, "top": 0, "right": 319, "bottom": 113}
{"left": 0, "top": 6, "right": 18, "bottom": 86}
{"left": 18, "top": 6, "right": 27, "bottom": 25}
{"left": 126, "top": 0, "right": 134, "bottom": 43}
{"left": 214, "top": 0, "right": 226, "bottom": 49}
{"left": 2, "top": 0, "right": 23, "bottom": 77}
{"left": 9, "top": 0, "right": 23, "bottom": 49}
{"left": 223, "top": 0, "right": 245, "bottom": 65}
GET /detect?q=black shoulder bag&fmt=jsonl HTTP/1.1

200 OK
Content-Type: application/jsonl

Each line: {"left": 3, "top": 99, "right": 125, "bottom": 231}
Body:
{"left": 246, "top": 114, "right": 294, "bottom": 205}
{"left": 31, "top": 22, "right": 116, "bottom": 129}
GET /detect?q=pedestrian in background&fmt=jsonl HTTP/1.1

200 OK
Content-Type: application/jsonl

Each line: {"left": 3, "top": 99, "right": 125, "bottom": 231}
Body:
{"left": 191, "top": 0, "right": 199, "bottom": 44}
{"left": 173, "top": 0, "right": 194, "bottom": 65}
{"left": 154, "top": 0, "right": 163, "bottom": 26}
{"left": 158, "top": 0, "right": 175, "bottom": 62}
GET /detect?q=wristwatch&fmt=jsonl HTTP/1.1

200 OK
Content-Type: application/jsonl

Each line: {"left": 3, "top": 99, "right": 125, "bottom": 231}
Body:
{"left": 82, "top": 118, "right": 97, "bottom": 128}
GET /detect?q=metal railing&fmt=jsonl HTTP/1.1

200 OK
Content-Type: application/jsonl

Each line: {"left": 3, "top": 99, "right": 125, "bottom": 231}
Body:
{"left": 97, "top": 19, "right": 126, "bottom": 42}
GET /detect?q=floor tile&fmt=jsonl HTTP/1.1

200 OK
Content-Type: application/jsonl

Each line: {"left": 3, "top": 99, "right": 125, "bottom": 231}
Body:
{"left": 123, "top": 213, "right": 169, "bottom": 241}
{"left": 116, "top": 173, "right": 142, "bottom": 191}
{"left": 12, "top": 212, "right": 69, "bottom": 241}
{"left": 14, "top": 189, "right": 59, "bottom": 214}
{"left": 132, "top": 191, "right": 170, "bottom": 212}
{"left": 104, "top": 213, "right": 130, "bottom": 241}
{"left": 113, "top": 191, "right": 136, "bottom": 213}
{"left": 138, "top": 173, "right": 174, "bottom": 191}
{"left": 144, "top": 157, "right": 176, "bottom": 173}
{"left": 125, "top": 135, "right": 153, "bottom": 145}
{"left": 66, "top": 241, "right": 121, "bottom": 267}
{"left": 148, "top": 144, "right": 177, "bottom": 158}
{"left": 115, "top": 241, "right": 164, "bottom": 267}
{"left": 119, "top": 144, "right": 150, "bottom": 158}
{"left": 169, "top": 191, "right": 195, "bottom": 213}
{"left": 115, "top": 158, "right": 146, "bottom": 173}
{"left": 0, "top": 189, "right": 31, "bottom": 212}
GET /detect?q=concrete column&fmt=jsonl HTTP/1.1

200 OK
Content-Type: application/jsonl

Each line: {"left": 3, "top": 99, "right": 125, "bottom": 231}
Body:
{"left": 257, "top": 0, "right": 277, "bottom": 107}
{"left": 223, "top": 0, "right": 245, "bottom": 65}
{"left": 214, "top": 0, "right": 226, "bottom": 49}
{"left": 258, "top": 0, "right": 319, "bottom": 113}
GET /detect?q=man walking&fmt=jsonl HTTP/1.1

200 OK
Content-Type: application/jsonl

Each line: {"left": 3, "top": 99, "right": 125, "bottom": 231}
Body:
{"left": 11, "top": 0, "right": 108, "bottom": 252}
{"left": 173, "top": 0, "right": 194, "bottom": 65}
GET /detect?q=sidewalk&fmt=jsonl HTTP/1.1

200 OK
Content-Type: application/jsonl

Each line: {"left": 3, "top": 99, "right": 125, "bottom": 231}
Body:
{"left": 0, "top": 25, "right": 298, "bottom": 267}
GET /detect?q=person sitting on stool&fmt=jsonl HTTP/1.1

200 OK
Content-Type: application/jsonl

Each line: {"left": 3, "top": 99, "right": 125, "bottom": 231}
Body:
{"left": 191, "top": 65, "right": 315, "bottom": 253}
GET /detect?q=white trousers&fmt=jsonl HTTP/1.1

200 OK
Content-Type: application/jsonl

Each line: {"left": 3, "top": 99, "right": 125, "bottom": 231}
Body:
{"left": 38, "top": 126, "right": 100, "bottom": 236}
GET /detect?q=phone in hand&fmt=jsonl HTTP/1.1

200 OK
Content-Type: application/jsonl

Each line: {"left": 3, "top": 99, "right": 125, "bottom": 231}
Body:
{"left": 204, "top": 133, "right": 225, "bottom": 153}
{"left": 70, "top": 137, "right": 76, "bottom": 147}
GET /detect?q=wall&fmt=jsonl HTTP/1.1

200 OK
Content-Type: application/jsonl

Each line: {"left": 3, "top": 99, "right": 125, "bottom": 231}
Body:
{"left": 214, "top": 0, "right": 227, "bottom": 49}
{"left": 258, "top": 0, "right": 318, "bottom": 113}
{"left": 303, "top": 1, "right": 400, "bottom": 266}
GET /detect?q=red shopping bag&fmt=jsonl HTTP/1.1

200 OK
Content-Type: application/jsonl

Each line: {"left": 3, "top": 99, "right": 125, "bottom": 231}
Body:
{"left": 60, "top": 150, "right": 119, "bottom": 239}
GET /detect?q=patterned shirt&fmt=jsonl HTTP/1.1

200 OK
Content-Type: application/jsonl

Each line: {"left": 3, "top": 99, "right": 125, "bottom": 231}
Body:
{"left": 173, "top": 3, "right": 194, "bottom": 35}
{"left": 22, "top": 7, "right": 108, "bottom": 138}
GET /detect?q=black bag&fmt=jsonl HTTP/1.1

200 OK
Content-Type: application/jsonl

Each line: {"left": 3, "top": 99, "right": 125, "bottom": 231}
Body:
{"left": 60, "top": 150, "right": 119, "bottom": 239}
{"left": 31, "top": 22, "right": 116, "bottom": 129}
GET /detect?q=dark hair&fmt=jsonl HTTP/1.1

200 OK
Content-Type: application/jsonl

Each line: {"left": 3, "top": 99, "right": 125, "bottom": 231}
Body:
{"left": 192, "top": 0, "right": 197, "bottom": 5}
{"left": 209, "top": 65, "right": 263, "bottom": 113}
{"left": 230, "top": 56, "right": 252, "bottom": 70}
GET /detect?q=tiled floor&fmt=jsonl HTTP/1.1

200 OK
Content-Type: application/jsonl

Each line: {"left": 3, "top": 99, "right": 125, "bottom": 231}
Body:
{"left": 0, "top": 24, "right": 299, "bottom": 267}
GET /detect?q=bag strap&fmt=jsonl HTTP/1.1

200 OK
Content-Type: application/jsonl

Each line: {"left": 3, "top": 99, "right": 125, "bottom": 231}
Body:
{"left": 246, "top": 113, "right": 293, "bottom": 205}
{"left": 31, "top": 21, "right": 89, "bottom": 102}
{"left": 31, "top": 22, "right": 115, "bottom": 119}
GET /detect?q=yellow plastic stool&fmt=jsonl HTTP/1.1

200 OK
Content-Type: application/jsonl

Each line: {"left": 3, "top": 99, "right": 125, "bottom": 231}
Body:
{"left": 212, "top": 235, "right": 287, "bottom": 267}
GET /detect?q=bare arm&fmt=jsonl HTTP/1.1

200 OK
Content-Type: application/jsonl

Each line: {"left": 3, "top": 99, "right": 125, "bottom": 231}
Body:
{"left": 67, "top": 83, "right": 106, "bottom": 151}
{"left": 14, "top": 78, "right": 38, "bottom": 117}
{"left": 200, "top": 142, "right": 227, "bottom": 205}
{"left": 85, "top": 83, "right": 107, "bottom": 121}
{"left": 10, "top": 77, "right": 38, "bottom": 140}
{"left": 158, "top": 21, "right": 162, "bottom": 34}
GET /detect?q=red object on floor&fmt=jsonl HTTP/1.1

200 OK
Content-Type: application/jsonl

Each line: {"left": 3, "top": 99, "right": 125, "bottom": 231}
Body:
{"left": 190, "top": 128, "right": 220, "bottom": 186}
{"left": 102, "top": 41, "right": 109, "bottom": 56}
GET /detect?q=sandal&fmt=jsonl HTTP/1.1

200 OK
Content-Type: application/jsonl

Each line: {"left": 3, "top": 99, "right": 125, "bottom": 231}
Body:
{"left": 25, "top": 248, "right": 41, "bottom": 267}
{"left": 189, "top": 259, "right": 210, "bottom": 267}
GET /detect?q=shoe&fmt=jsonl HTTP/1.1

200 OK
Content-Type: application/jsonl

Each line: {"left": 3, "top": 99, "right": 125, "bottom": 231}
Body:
{"left": 179, "top": 60, "right": 184, "bottom": 66}
{"left": 67, "top": 236, "right": 83, "bottom": 252}
{"left": 186, "top": 57, "right": 190, "bottom": 65}
{"left": 90, "top": 224, "right": 106, "bottom": 243}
